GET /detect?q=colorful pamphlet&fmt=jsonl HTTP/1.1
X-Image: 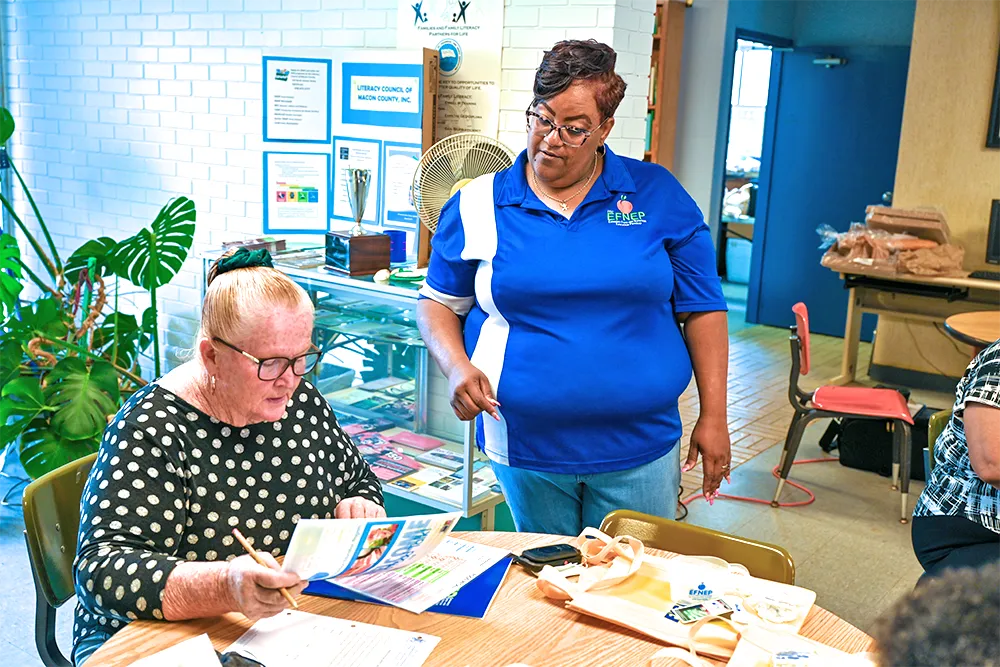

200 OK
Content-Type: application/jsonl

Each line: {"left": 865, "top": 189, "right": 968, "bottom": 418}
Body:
{"left": 353, "top": 396, "right": 392, "bottom": 411}
{"left": 283, "top": 514, "right": 508, "bottom": 614}
{"left": 389, "top": 431, "right": 446, "bottom": 452}
{"left": 376, "top": 399, "right": 416, "bottom": 422}
{"left": 305, "top": 555, "right": 513, "bottom": 619}
{"left": 387, "top": 466, "right": 452, "bottom": 492}
{"left": 415, "top": 448, "right": 465, "bottom": 472}
{"left": 384, "top": 380, "right": 416, "bottom": 398}
{"left": 359, "top": 443, "right": 424, "bottom": 481}
{"left": 413, "top": 468, "right": 498, "bottom": 505}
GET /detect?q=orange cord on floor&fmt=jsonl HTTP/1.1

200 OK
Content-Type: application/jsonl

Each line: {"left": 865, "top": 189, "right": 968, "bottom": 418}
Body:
{"left": 682, "top": 457, "right": 840, "bottom": 508}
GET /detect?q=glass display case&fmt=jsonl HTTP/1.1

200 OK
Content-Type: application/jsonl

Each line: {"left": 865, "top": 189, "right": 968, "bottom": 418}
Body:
{"left": 201, "top": 251, "right": 504, "bottom": 528}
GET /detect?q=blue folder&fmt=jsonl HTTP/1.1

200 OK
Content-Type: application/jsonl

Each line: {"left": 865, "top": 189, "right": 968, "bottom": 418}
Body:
{"left": 304, "top": 556, "right": 513, "bottom": 619}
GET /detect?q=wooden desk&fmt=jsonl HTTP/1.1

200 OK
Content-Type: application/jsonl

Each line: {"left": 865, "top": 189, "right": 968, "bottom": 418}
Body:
{"left": 85, "top": 531, "right": 873, "bottom": 667}
{"left": 825, "top": 267, "right": 1000, "bottom": 385}
{"left": 944, "top": 311, "right": 1000, "bottom": 350}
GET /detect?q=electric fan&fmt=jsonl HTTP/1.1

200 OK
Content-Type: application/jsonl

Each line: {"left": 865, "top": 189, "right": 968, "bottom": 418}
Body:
{"left": 412, "top": 133, "right": 516, "bottom": 234}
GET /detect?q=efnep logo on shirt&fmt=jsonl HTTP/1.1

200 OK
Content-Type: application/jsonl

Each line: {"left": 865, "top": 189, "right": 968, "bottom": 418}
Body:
{"left": 607, "top": 195, "right": 645, "bottom": 227}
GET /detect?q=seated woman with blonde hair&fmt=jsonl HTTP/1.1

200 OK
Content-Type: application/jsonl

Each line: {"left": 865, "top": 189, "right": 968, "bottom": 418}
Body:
{"left": 72, "top": 248, "right": 385, "bottom": 665}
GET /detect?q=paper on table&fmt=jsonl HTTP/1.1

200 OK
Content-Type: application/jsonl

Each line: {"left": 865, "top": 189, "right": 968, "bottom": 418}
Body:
{"left": 337, "top": 537, "right": 510, "bottom": 613}
{"left": 131, "top": 633, "right": 222, "bottom": 667}
{"left": 227, "top": 610, "right": 439, "bottom": 667}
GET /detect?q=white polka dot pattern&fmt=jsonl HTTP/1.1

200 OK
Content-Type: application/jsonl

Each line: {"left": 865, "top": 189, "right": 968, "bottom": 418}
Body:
{"left": 72, "top": 380, "right": 383, "bottom": 659}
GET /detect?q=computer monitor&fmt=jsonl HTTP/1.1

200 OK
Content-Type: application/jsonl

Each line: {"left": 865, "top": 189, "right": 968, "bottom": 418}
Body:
{"left": 988, "top": 199, "right": 1000, "bottom": 265}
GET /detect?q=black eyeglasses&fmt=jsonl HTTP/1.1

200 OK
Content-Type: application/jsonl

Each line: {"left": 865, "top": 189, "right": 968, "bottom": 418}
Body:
{"left": 525, "top": 109, "right": 610, "bottom": 147}
{"left": 213, "top": 337, "right": 321, "bottom": 381}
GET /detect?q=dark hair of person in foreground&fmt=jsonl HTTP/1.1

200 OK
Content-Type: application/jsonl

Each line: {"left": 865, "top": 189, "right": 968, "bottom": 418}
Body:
{"left": 872, "top": 562, "right": 1000, "bottom": 667}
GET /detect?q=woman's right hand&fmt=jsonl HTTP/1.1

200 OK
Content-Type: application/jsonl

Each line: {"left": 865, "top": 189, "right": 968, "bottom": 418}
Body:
{"left": 224, "top": 553, "right": 307, "bottom": 621}
{"left": 449, "top": 362, "right": 500, "bottom": 422}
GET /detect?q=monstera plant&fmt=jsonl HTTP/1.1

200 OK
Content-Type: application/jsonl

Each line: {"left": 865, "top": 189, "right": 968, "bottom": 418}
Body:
{"left": 0, "top": 107, "right": 197, "bottom": 479}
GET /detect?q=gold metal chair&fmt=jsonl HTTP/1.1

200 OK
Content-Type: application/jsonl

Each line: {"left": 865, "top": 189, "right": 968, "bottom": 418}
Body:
{"left": 600, "top": 509, "right": 796, "bottom": 585}
{"left": 924, "top": 409, "right": 951, "bottom": 477}
{"left": 22, "top": 452, "right": 97, "bottom": 667}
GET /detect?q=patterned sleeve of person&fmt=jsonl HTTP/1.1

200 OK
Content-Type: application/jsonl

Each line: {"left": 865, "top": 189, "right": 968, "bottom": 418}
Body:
{"left": 74, "top": 383, "right": 188, "bottom": 630}
{"left": 961, "top": 341, "right": 1000, "bottom": 412}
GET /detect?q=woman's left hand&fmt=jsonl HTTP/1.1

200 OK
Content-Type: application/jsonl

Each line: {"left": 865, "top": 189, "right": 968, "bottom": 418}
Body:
{"left": 682, "top": 416, "right": 732, "bottom": 503}
{"left": 335, "top": 496, "right": 387, "bottom": 519}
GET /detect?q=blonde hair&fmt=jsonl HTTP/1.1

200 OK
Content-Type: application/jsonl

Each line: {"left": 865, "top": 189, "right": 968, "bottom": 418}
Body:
{"left": 200, "top": 248, "right": 313, "bottom": 342}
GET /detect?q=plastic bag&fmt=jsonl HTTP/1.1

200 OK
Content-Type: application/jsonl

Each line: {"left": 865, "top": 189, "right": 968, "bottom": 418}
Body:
{"left": 816, "top": 224, "right": 843, "bottom": 250}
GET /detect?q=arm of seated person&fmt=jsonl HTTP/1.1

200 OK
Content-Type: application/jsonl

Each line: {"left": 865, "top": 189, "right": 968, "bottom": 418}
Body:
{"left": 965, "top": 401, "right": 1000, "bottom": 489}
{"left": 161, "top": 554, "right": 306, "bottom": 621}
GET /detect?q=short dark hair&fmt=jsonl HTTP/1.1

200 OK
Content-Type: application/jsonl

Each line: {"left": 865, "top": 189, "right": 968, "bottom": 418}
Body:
{"left": 532, "top": 40, "right": 627, "bottom": 121}
{"left": 872, "top": 564, "right": 1000, "bottom": 667}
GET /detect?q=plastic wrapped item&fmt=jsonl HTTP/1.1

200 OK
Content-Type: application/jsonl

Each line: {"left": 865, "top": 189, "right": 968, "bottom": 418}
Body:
{"left": 818, "top": 221, "right": 964, "bottom": 277}
{"left": 897, "top": 244, "right": 966, "bottom": 276}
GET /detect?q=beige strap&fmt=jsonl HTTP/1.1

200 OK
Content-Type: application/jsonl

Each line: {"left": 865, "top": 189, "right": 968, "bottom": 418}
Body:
{"left": 648, "top": 615, "right": 742, "bottom": 667}
{"left": 535, "top": 528, "right": 644, "bottom": 600}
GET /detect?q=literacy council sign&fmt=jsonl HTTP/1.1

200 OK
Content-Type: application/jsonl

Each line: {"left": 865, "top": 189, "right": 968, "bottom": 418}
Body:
{"left": 351, "top": 77, "right": 421, "bottom": 115}
{"left": 342, "top": 62, "right": 424, "bottom": 130}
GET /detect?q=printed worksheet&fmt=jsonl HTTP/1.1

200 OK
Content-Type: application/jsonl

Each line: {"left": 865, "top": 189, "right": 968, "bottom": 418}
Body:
{"left": 227, "top": 610, "right": 439, "bottom": 667}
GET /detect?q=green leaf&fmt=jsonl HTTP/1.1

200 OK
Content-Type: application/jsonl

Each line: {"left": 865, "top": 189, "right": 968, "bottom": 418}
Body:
{"left": 10, "top": 296, "right": 69, "bottom": 340}
{"left": 64, "top": 236, "right": 117, "bottom": 284}
{"left": 92, "top": 312, "right": 140, "bottom": 369}
{"left": 19, "top": 419, "right": 99, "bottom": 480}
{"left": 0, "top": 108, "right": 14, "bottom": 145}
{"left": 139, "top": 306, "right": 156, "bottom": 351}
{"left": 44, "top": 357, "right": 120, "bottom": 441}
{"left": 0, "top": 338, "right": 21, "bottom": 387}
{"left": 0, "top": 376, "right": 49, "bottom": 447}
{"left": 0, "top": 233, "right": 23, "bottom": 321}
{"left": 109, "top": 197, "right": 196, "bottom": 291}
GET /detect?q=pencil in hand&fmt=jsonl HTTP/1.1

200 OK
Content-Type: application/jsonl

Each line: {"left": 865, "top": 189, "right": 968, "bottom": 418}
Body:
{"left": 231, "top": 528, "right": 299, "bottom": 610}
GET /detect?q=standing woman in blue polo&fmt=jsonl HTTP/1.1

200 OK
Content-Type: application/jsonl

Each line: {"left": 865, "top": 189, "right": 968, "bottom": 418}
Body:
{"left": 417, "top": 40, "right": 731, "bottom": 535}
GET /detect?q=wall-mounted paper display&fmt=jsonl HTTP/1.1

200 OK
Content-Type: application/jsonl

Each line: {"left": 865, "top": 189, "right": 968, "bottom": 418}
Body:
{"left": 382, "top": 142, "right": 422, "bottom": 230}
{"left": 261, "top": 48, "right": 437, "bottom": 261}
{"left": 342, "top": 62, "right": 424, "bottom": 129}
{"left": 396, "top": 0, "right": 503, "bottom": 139}
{"left": 263, "top": 57, "right": 332, "bottom": 144}
{"left": 332, "top": 137, "right": 382, "bottom": 227}
{"left": 264, "top": 152, "right": 331, "bottom": 234}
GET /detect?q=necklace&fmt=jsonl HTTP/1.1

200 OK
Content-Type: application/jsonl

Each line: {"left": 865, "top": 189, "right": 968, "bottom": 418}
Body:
{"left": 530, "top": 156, "right": 598, "bottom": 213}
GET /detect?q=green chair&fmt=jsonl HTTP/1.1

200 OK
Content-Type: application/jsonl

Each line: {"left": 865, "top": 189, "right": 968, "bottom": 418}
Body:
{"left": 924, "top": 409, "right": 952, "bottom": 477}
{"left": 600, "top": 509, "right": 796, "bottom": 585}
{"left": 22, "top": 452, "right": 97, "bottom": 667}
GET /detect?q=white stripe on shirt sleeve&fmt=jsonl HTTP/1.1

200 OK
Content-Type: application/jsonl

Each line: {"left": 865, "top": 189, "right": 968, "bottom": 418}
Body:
{"left": 418, "top": 284, "right": 476, "bottom": 316}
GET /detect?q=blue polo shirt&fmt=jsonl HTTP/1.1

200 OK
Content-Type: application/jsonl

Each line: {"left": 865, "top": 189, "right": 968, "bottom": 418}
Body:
{"left": 419, "top": 146, "right": 726, "bottom": 475}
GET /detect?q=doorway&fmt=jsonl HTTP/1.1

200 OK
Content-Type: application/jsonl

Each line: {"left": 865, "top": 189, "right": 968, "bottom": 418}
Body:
{"left": 716, "top": 35, "right": 784, "bottom": 330}
{"left": 746, "top": 45, "right": 910, "bottom": 338}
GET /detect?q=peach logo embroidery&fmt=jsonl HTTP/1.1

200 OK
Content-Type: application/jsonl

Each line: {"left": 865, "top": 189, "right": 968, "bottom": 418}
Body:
{"left": 607, "top": 195, "right": 645, "bottom": 226}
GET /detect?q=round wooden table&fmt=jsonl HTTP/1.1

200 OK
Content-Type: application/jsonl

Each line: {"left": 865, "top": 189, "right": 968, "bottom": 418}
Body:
{"left": 944, "top": 311, "right": 1000, "bottom": 350}
{"left": 84, "top": 531, "right": 873, "bottom": 667}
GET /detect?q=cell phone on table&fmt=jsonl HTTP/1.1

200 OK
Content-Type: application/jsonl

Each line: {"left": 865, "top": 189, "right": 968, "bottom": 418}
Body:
{"left": 513, "top": 543, "right": 582, "bottom": 573}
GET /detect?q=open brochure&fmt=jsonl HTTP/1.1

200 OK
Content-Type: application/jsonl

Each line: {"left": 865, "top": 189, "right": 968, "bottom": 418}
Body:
{"left": 282, "top": 512, "right": 508, "bottom": 613}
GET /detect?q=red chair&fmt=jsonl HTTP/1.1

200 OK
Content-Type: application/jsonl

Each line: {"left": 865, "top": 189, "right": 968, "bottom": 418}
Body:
{"left": 771, "top": 303, "right": 914, "bottom": 523}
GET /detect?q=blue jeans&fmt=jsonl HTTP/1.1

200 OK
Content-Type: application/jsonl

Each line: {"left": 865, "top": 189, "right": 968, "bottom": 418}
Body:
{"left": 490, "top": 445, "right": 681, "bottom": 536}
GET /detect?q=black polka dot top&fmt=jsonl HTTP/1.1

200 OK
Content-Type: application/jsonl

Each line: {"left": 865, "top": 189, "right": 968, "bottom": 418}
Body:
{"left": 72, "top": 379, "right": 383, "bottom": 662}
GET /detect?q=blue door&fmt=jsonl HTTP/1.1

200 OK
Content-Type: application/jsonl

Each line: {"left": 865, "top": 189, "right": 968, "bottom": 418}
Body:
{"left": 746, "top": 46, "right": 911, "bottom": 339}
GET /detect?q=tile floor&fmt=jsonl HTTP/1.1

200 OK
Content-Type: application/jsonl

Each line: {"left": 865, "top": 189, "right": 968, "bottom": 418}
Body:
{"left": 0, "top": 318, "right": 953, "bottom": 665}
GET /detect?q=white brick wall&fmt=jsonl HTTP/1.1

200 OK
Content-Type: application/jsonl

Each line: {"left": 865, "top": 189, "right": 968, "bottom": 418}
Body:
{"left": 498, "top": 0, "right": 655, "bottom": 158}
{"left": 4, "top": 0, "right": 653, "bottom": 374}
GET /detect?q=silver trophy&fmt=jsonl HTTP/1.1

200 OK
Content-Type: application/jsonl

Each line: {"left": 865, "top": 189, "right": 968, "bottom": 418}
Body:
{"left": 346, "top": 168, "right": 371, "bottom": 237}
